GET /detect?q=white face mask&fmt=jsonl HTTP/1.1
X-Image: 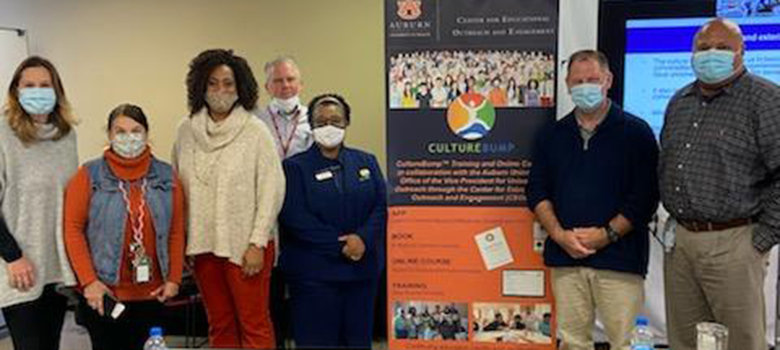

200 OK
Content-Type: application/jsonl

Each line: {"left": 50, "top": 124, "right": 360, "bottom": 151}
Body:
{"left": 313, "top": 125, "right": 345, "bottom": 148}
{"left": 111, "top": 132, "right": 147, "bottom": 159}
{"left": 205, "top": 91, "right": 238, "bottom": 114}
{"left": 270, "top": 96, "right": 300, "bottom": 115}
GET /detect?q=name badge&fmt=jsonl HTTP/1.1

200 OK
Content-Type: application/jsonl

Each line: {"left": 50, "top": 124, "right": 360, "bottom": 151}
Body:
{"left": 134, "top": 259, "right": 151, "bottom": 284}
{"left": 358, "top": 168, "right": 371, "bottom": 181}
{"left": 315, "top": 171, "right": 334, "bottom": 181}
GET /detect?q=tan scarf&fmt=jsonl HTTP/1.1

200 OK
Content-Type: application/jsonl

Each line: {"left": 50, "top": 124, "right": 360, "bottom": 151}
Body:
{"left": 189, "top": 106, "right": 250, "bottom": 184}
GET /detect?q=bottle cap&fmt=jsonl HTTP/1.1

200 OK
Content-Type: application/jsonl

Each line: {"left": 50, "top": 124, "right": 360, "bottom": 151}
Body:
{"left": 150, "top": 326, "right": 163, "bottom": 337}
{"left": 636, "top": 316, "right": 648, "bottom": 326}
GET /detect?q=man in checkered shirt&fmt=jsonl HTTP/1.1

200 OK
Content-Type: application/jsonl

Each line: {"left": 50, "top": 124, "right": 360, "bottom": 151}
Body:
{"left": 660, "top": 18, "right": 780, "bottom": 350}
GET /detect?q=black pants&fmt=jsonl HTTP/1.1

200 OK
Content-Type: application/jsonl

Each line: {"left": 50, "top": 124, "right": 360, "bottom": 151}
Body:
{"left": 76, "top": 298, "right": 165, "bottom": 350}
{"left": 270, "top": 266, "right": 289, "bottom": 349}
{"left": 1, "top": 283, "right": 68, "bottom": 350}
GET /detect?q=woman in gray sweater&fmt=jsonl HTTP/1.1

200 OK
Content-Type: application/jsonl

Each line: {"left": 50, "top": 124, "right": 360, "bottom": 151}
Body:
{"left": 0, "top": 56, "right": 78, "bottom": 350}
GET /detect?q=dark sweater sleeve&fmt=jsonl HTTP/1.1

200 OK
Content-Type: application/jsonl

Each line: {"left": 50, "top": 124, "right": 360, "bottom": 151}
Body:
{"left": 0, "top": 216, "right": 22, "bottom": 263}
{"left": 619, "top": 119, "right": 660, "bottom": 227}
{"left": 527, "top": 123, "right": 553, "bottom": 211}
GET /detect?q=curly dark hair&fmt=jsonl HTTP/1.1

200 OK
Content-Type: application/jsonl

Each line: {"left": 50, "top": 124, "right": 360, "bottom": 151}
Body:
{"left": 185, "top": 49, "right": 258, "bottom": 115}
{"left": 306, "top": 93, "right": 351, "bottom": 126}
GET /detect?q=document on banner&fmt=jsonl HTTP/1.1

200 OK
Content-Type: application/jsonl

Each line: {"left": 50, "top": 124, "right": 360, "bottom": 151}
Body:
{"left": 503, "top": 270, "right": 546, "bottom": 297}
{"left": 474, "top": 227, "right": 514, "bottom": 270}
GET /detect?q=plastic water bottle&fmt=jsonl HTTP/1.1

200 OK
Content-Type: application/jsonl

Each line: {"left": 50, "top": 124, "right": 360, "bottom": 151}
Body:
{"left": 143, "top": 327, "right": 169, "bottom": 350}
{"left": 630, "top": 316, "right": 654, "bottom": 350}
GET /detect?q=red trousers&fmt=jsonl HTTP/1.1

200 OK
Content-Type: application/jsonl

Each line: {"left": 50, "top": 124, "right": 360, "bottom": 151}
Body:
{"left": 193, "top": 245, "right": 275, "bottom": 349}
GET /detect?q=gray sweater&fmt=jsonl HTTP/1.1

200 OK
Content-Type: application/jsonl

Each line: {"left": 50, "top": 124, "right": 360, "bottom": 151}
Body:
{"left": 0, "top": 116, "right": 78, "bottom": 308}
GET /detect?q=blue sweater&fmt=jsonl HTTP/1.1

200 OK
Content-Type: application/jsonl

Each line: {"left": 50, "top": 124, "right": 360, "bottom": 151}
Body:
{"left": 279, "top": 145, "right": 387, "bottom": 281}
{"left": 527, "top": 103, "right": 659, "bottom": 276}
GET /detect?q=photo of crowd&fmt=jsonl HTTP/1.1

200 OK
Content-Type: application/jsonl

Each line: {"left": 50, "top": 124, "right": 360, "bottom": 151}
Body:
{"left": 717, "top": 0, "right": 780, "bottom": 17}
{"left": 392, "top": 301, "right": 469, "bottom": 341}
{"left": 388, "top": 49, "right": 555, "bottom": 109}
{"left": 472, "top": 302, "right": 552, "bottom": 344}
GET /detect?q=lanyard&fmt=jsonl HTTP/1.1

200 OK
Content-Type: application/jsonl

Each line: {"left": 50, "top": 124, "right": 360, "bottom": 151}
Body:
{"left": 118, "top": 179, "right": 148, "bottom": 264}
{"left": 269, "top": 107, "right": 300, "bottom": 158}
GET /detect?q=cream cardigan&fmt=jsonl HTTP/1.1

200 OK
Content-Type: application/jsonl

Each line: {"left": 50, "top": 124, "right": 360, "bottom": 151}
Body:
{"left": 173, "top": 106, "right": 285, "bottom": 265}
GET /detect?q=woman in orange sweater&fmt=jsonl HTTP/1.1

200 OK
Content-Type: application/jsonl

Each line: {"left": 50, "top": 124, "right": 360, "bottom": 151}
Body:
{"left": 64, "top": 104, "right": 186, "bottom": 350}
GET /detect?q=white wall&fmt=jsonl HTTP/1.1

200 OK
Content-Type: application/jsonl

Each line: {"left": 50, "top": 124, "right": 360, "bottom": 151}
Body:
{"left": 0, "top": 0, "right": 385, "bottom": 165}
{"left": 556, "top": 0, "right": 599, "bottom": 119}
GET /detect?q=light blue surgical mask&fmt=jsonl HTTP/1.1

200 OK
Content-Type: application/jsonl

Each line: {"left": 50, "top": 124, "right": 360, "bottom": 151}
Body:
{"left": 18, "top": 87, "right": 57, "bottom": 115}
{"left": 692, "top": 49, "right": 736, "bottom": 84}
{"left": 570, "top": 83, "right": 604, "bottom": 112}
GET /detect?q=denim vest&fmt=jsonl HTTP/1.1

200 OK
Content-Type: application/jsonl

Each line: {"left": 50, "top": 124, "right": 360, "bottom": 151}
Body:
{"left": 85, "top": 157, "right": 174, "bottom": 285}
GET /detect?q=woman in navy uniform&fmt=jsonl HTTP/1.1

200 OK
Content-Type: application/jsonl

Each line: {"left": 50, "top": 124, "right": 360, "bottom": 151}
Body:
{"left": 279, "top": 93, "right": 386, "bottom": 349}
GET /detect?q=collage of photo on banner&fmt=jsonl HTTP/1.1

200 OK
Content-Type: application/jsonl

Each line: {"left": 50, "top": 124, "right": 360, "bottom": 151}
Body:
{"left": 385, "top": 0, "right": 558, "bottom": 349}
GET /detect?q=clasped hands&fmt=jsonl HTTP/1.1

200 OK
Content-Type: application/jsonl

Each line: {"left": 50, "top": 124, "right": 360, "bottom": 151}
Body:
{"left": 551, "top": 227, "right": 610, "bottom": 259}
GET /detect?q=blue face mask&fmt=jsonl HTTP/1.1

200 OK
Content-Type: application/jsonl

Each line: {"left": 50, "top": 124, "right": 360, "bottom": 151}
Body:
{"left": 692, "top": 49, "right": 736, "bottom": 84}
{"left": 570, "top": 83, "right": 604, "bottom": 112}
{"left": 18, "top": 87, "right": 57, "bottom": 115}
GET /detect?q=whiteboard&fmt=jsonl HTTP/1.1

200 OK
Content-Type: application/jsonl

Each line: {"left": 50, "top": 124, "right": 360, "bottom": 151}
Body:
{"left": 0, "top": 27, "right": 29, "bottom": 108}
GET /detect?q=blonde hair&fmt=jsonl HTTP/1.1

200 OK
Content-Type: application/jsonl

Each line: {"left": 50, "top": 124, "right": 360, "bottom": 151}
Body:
{"left": 4, "top": 56, "right": 77, "bottom": 145}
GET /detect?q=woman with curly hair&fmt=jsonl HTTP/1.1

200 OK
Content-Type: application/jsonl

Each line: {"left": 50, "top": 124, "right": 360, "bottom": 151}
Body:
{"left": 173, "top": 49, "right": 285, "bottom": 349}
{"left": 0, "top": 56, "right": 78, "bottom": 350}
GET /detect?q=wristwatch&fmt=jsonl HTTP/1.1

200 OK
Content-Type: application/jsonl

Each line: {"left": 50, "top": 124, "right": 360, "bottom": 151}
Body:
{"left": 605, "top": 225, "right": 620, "bottom": 243}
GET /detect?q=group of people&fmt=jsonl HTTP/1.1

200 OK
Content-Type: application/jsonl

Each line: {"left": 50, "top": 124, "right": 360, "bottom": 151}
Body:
{"left": 475, "top": 309, "right": 551, "bottom": 338}
{"left": 527, "top": 18, "right": 780, "bottom": 350}
{"left": 0, "top": 14, "right": 777, "bottom": 350}
{"left": 0, "top": 50, "right": 386, "bottom": 350}
{"left": 388, "top": 50, "right": 555, "bottom": 109}
{"left": 720, "top": 0, "right": 780, "bottom": 16}
{"left": 392, "top": 304, "right": 468, "bottom": 341}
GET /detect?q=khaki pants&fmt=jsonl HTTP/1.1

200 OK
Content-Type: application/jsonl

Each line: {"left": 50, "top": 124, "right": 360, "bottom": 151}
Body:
{"left": 664, "top": 224, "right": 768, "bottom": 350}
{"left": 551, "top": 267, "right": 644, "bottom": 350}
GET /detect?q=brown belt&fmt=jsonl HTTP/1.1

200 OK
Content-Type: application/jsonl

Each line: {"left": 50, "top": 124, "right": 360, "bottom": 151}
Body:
{"left": 678, "top": 217, "right": 755, "bottom": 232}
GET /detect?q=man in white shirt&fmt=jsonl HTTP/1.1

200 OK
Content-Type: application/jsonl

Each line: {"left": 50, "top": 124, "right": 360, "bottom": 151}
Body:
{"left": 256, "top": 56, "right": 313, "bottom": 160}
{"left": 255, "top": 56, "right": 313, "bottom": 349}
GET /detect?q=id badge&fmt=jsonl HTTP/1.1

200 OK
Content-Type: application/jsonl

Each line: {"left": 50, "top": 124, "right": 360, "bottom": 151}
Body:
{"left": 662, "top": 217, "right": 677, "bottom": 253}
{"left": 134, "top": 257, "right": 151, "bottom": 284}
{"left": 315, "top": 170, "right": 334, "bottom": 181}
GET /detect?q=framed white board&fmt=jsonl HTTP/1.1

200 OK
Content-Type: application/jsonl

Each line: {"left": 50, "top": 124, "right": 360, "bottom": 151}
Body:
{"left": 0, "top": 27, "right": 29, "bottom": 108}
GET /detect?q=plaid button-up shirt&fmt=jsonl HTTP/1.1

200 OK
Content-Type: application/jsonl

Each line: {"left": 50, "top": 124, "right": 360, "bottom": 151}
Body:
{"left": 660, "top": 71, "right": 780, "bottom": 251}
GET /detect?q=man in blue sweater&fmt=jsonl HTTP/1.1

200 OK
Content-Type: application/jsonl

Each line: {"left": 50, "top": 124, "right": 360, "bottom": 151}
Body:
{"left": 527, "top": 50, "right": 659, "bottom": 350}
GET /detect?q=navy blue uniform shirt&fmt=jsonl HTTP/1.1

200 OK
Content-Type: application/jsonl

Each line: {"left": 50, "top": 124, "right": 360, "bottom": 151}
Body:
{"left": 279, "top": 145, "right": 387, "bottom": 281}
{"left": 527, "top": 102, "right": 659, "bottom": 276}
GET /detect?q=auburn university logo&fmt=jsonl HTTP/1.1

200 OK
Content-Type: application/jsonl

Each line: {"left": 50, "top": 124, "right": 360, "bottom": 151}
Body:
{"left": 397, "top": 0, "right": 422, "bottom": 20}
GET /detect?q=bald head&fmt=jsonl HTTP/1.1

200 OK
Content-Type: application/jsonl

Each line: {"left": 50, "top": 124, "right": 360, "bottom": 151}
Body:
{"left": 695, "top": 18, "right": 743, "bottom": 44}
{"left": 694, "top": 19, "right": 745, "bottom": 62}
